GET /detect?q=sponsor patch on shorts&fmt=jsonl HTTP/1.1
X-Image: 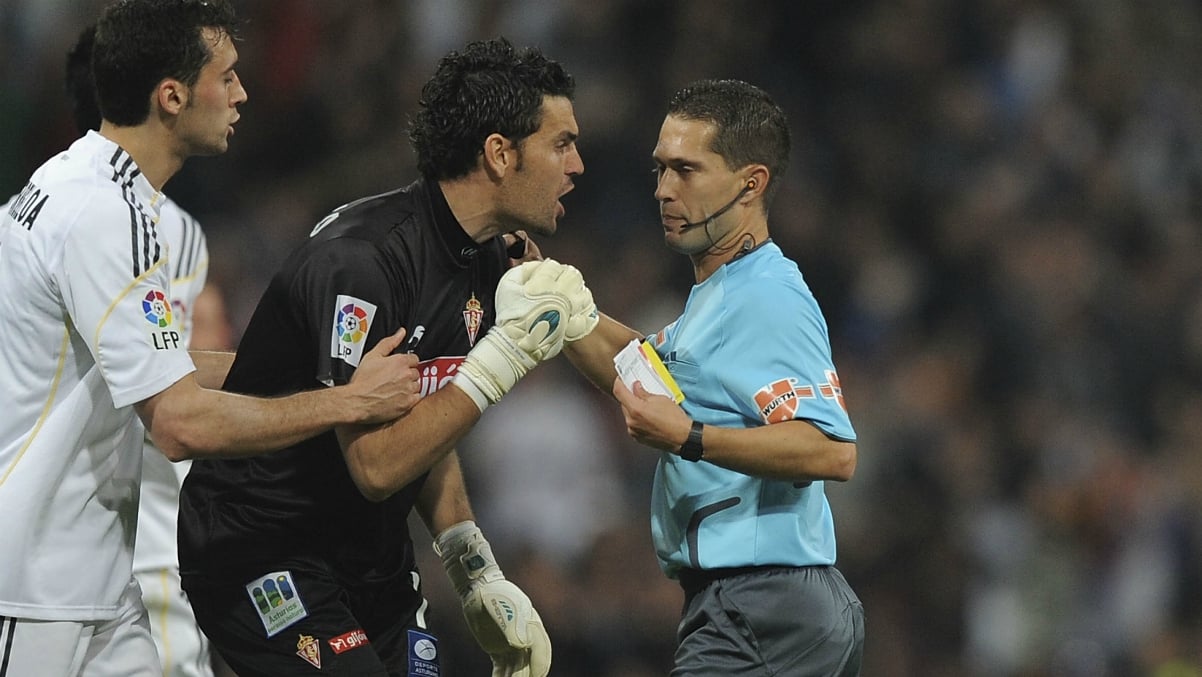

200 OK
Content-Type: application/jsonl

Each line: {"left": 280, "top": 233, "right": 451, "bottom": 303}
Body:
{"left": 245, "top": 570, "right": 308, "bottom": 637}
{"left": 407, "top": 629, "right": 440, "bottom": 676}
{"left": 328, "top": 628, "right": 370, "bottom": 654}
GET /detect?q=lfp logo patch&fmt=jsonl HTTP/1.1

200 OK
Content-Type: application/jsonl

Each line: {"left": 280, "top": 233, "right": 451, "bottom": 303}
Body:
{"left": 142, "top": 290, "right": 172, "bottom": 328}
{"left": 331, "top": 294, "right": 377, "bottom": 367}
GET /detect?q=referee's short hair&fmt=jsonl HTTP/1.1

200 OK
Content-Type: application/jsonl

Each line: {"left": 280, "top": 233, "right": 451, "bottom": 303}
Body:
{"left": 409, "top": 37, "right": 575, "bottom": 181}
{"left": 668, "top": 79, "right": 792, "bottom": 208}
{"left": 93, "top": 0, "right": 240, "bottom": 127}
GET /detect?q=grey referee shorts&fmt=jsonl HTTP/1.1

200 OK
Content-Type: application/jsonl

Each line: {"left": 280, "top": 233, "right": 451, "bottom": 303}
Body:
{"left": 672, "top": 565, "right": 864, "bottom": 676}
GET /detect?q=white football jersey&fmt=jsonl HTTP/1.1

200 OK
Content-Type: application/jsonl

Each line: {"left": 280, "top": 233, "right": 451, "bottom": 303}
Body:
{"left": 0, "top": 131, "right": 195, "bottom": 621}
{"left": 134, "top": 199, "right": 208, "bottom": 574}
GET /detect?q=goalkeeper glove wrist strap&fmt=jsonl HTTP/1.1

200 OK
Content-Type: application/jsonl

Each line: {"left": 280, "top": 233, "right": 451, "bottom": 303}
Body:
{"left": 451, "top": 327, "right": 541, "bottom": 413}
{"left": 451, "top": 376, "right": 491, "bottom": 413}
{"left": 433, "top": 520, "right": 505, "bottom": 599}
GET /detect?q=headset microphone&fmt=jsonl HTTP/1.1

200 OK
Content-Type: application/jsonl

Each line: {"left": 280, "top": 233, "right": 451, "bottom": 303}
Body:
{"left": 679, "top": 182, "right": 754, "bottom": 231}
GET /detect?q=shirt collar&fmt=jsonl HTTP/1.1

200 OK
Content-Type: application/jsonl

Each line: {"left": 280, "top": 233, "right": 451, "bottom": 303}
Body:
{"left": 421, "top": 176, "right": 483, "bottom": 267}
{"left": 77, "top": 130, "right": 163, "bottom": 216}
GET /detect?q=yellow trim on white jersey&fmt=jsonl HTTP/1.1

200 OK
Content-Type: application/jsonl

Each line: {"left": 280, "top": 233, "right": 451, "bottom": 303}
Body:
{"left": 93, "top": 256, "right": 169, "bottom": 360}
{"left": 0, "top": 327, "right": 70, "bottom": 489}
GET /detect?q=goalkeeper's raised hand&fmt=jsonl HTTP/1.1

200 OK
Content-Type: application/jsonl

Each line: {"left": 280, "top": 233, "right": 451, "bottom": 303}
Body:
{"left": 452, "top": 261, "right": 571, "bottom": 411}
{"left": 434, "top": 522, "right": 551, "bottom": 677}
{"left": 497, "top": 259, "right": 598, "bottom": 342}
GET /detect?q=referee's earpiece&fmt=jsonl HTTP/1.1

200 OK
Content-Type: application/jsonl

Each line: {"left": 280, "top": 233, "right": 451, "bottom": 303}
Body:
{"left": 747, "top": 180, "right": 757, "bottom": 190}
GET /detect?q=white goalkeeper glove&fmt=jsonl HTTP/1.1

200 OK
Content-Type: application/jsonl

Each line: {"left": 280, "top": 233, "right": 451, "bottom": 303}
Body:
{"left": 497, "top": 259, "right": 598, "bottom": 342}
{"left": 434, "top": 521, "right": 551, "bottom": 677}
{"left": 452, "top": 262, "right": 570, "bottom": 411}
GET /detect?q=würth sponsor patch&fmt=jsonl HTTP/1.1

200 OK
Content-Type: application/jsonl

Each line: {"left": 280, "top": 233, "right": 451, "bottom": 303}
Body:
{"left": 753, "top": 370, "right": 847, "bottom": 424}
{"left": 754, "top": 377, "right": 815, "bottom": 424}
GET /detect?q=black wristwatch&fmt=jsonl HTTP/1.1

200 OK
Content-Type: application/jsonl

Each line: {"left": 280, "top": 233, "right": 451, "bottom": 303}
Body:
{"left": 678, "top": 420, "right": 704, "bottom": 462}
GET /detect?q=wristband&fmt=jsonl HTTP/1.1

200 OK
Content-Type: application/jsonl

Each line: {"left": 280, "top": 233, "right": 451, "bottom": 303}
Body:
{"left": 679, "top": 420, "right": 704, "bottom": 462}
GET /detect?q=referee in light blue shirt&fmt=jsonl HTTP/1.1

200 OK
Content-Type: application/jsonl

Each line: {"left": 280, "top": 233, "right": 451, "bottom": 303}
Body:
{"left": 562, "top": 78, "right": 864, "bottom": 676}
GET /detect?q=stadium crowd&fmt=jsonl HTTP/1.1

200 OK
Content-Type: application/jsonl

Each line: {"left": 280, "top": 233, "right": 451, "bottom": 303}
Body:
{"left": 3, "top": 1, "right": 1201, "bottom": 675}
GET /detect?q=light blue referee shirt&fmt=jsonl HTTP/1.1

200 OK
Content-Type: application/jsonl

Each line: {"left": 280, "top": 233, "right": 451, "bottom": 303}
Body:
{"left": 648, "top": 242, "right": 855, "bottom": 578}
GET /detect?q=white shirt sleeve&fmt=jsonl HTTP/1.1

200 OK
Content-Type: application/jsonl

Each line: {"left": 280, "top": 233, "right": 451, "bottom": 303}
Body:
{"left": 56, "top": 193, "right": 195, "bottom": 409}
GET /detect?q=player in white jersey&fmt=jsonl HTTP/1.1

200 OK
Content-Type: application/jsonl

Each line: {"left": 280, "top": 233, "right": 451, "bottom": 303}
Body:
{"left": 0, "top": 2, "right": 421, "bottom": 675}
{"left": 0, "top": 183, "right": 221, "bottom": 677}
{"left": 57, "top": 24, "right": 224, "bottom": 676}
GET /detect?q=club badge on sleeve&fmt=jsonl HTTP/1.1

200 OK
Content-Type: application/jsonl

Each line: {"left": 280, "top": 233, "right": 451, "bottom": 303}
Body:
{"left": 331, "top": 294, "right": 378, "bottom": 367}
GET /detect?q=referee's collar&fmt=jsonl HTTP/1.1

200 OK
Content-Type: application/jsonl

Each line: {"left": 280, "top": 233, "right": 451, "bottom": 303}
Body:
{"left": 422, "top": 177, "right": 483, "bottom": 267}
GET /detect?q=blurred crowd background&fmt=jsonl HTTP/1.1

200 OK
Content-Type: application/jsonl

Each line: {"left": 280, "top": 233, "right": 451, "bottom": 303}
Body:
{"left": 4, "top": 1, "right": 1202, "bottom": 675}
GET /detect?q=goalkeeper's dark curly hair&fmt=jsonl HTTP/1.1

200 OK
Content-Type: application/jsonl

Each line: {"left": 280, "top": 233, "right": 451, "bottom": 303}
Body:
{"left": 409, "top": 37, "right": 575, "bottom": 181}
{"left": 94, "top": 0, "right": 241, "bottom": 127}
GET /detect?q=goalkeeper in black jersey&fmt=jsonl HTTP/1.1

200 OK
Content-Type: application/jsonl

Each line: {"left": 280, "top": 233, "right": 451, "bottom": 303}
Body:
{"left": 178, "top": 38, "right": 597, "bottom": 677}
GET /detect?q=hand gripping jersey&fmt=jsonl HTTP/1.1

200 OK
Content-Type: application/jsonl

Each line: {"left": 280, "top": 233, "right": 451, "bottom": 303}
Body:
{"left": 0, "top": 131, "right": 195, "bottom": 621}
{"left": 647, "top": 242, "right": 856, "bottom": 578}
{"left": 178, "top": 179, "right": 507, "bottom": 593}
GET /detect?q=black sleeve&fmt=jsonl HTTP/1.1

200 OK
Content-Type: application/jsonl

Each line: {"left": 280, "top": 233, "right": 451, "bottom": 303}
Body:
{"left": 292, "top": 237, "right": 406, "bottom": 387}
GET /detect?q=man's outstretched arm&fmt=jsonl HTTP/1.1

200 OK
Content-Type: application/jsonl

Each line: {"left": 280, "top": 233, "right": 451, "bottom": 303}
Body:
{"left": 562, "top": 312, "right": 640, "bottom": 394}
{"left": 138, "top": 328, "right": 421, "bottom": 461}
